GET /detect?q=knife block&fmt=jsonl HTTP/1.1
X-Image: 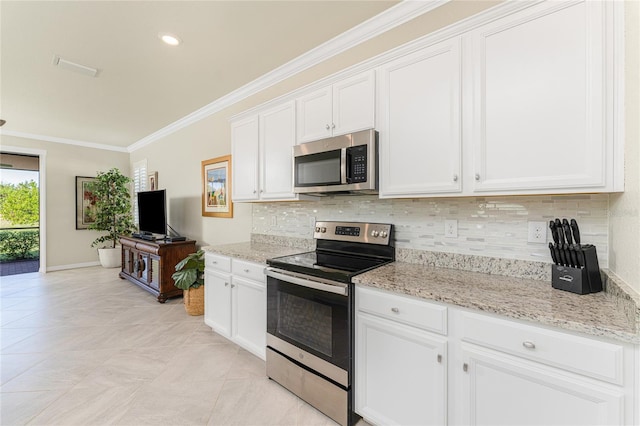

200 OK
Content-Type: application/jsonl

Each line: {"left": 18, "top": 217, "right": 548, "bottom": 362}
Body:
{"left": 552, "top": 245, "right": 602, "bottom": 295}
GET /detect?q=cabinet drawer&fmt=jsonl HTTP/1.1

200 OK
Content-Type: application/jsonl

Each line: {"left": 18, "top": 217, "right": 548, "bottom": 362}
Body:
{"left": 205, "top": 253, "right": 231, "bottom": 273}
{"left": 459, "top": 311, "right": 625, "bottom": 385}
{"left": 232, "top": 259, "right": 266, "bottom": 283}
{"left": 356, "top": 286, "right": 447, "bottom": 335}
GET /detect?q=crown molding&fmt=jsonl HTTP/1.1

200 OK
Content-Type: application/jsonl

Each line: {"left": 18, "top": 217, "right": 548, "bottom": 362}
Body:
{"left": 0, "top": 130, "right": 129, "bottom": 153}
{"left": 127, "top": 0, "right": 450, "bottom": 152}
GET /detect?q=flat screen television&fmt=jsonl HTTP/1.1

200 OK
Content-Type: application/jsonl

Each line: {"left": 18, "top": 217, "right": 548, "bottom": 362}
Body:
{"left": 137, "top": 189, "right": 167, "bottom": 236}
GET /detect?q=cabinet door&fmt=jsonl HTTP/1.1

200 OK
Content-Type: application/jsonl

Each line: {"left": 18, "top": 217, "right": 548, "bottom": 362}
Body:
{"left": 356, "top": 311, "right": 447, "bottom": 426}
{"left": 259, "top": 101, "right": 297, "bottom": 200}
{"left": 231, "top": 116, "right": 260, "bottom": 201}
{"left": 378, "top": 39, "right": 462, "bottom": 198}
{"left": 296, "top": 85, "right": 332, "bottom": 143}
{"left": 469, "top": 1, "right": 609, "bottom": 193}
{"left": 231, "top": 276, "right": 266, "bottom": 360}
{"left": 459, "top": 343, "right": 624, "bottom": 426}
{"left": 332, "top": 70, "right": 375, "bottom": 137}
{"left": 204, "top": 270, "right": 232, "bottom": 338}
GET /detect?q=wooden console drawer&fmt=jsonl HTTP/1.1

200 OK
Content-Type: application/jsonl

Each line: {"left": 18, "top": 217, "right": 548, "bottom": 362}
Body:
{"left": 205, "top": 253, "right": 231, "bottom": 272}
{"left": 459, "top": 311, "right": 624, "bottom": 385}
{"left": 356, "top": 286, "right": 447, "bottom": 335}
{"left": 232, "top": 259, "right": 265, "bottom": 283}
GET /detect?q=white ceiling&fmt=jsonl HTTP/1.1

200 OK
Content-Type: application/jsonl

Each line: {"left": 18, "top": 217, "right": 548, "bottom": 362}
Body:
{"left": 0, "top": 1, "right": 400, "bottom": 150}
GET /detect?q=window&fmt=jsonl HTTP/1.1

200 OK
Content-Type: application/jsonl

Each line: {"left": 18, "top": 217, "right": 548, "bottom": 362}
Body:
{"left": 132, "top": 159, "right": 147, "bottom": 225}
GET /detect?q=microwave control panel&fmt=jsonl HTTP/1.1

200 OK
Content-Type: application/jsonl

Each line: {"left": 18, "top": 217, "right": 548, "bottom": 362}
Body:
{"left": 347, "top": 145, "right": 367, "bottom": 183}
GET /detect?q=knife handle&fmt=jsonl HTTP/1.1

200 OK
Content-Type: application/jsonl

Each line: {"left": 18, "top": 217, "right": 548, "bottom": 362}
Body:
{"left": 562, "top": 220, "right": 573, "bottom": 245}
{"left": 557, "top": 244, "right": 567, "bottom": 266}
{"left": 555, "top": 219, "right": 565, "bottom": 245}
{"left": 569, "top": 245, "right": 578, "bottom": 268}
{"left": 549, "top": 242, "right": 558, "bottom": 264}
{"left": 570, "top": 219, "right": 581, "bottom": 246}
{"left": 549, "top": 221, "right": 559, "bottom": 245}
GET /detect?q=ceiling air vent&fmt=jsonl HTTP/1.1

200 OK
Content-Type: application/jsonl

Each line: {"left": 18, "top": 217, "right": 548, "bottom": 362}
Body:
{"left": 52, "top": 55, "right": 99, "bottom": 77}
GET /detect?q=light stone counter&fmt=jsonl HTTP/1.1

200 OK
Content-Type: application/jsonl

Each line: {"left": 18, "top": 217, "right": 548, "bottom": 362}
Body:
{"left": 202, "top": 235, "right": 638, "bottom": 345}
{"left": 353, "top": 262, "right": 639, "bottom": 344}
{"left": 202, "top": 242, "right": 306, "bottom": 265}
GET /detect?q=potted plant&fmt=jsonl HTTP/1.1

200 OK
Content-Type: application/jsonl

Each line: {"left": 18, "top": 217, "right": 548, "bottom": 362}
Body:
{"left": 172, "top": 250, "right": 205, "bottom": 315}
{"left": 88, "top": 168, "right": 136, "bottom": 268}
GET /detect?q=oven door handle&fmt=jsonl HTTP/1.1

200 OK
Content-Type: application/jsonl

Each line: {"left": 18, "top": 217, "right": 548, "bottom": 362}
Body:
{"left": 265, "top": 268, "right": 348, "bottom": 296}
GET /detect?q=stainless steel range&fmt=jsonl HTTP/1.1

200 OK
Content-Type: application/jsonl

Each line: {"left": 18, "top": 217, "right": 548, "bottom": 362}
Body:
{"left": 265, "top": 221, "right": 395, "bottom": 426}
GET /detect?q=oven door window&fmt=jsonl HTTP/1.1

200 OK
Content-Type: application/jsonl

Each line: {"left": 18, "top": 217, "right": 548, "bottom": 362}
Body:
{"left": 294, "top": 150, "right": 341, "bottom": 187}
{"left": 267, "top": 277, "right": 348, "bottom": 371}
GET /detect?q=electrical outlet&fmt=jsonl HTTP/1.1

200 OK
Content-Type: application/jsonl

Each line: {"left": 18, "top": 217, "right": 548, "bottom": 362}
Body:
{"left": 445, "top": 219, "right": 458, "bottom": 238}
{"left": 527, "top": 221, "right": 547, "bottom": 243}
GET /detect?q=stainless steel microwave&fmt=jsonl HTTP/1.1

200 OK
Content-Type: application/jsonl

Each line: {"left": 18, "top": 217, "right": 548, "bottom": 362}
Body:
{"left": 293, "top": 129, "right": 378, "bottom": 195}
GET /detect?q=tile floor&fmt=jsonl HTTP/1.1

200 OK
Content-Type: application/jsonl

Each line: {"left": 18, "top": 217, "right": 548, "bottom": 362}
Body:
{"left": 0, "top": 267, "right": 341, "bottom": 425}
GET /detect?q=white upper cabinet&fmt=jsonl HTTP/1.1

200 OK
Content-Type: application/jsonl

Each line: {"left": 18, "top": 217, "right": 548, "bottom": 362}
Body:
{"left": 259, "top": 101, "right": 297, "bottom": 200}
{"left": 378, "top": 38, "right": 462, "bottom": 198}
{"left": 297, "top": 70, "right": 375, "bottom": 143}
{"left": 231, "top": 101, "right": 300, "bottom": 202}
{"left": 468, "top": 0, "right": 621, "bottom": 194}
{"left": 231, "top": 116, "right": 259, "bottom": 201}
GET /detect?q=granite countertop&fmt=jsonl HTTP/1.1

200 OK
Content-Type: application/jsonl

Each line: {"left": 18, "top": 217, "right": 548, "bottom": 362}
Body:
{"left": 353, "top": 262, "right": 639, "bottom": 344}
{"left": 201, "top": 239, "right": 638, "bottom": 345}
{"left": 202, "top": 241, "right": 304, "bottom": 264}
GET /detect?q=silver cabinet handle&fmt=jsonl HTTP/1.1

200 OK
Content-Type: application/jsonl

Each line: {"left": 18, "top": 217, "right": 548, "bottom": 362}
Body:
{"left": 437, "top": 354, "right": 442, "bottom": 363}
{"left": 211, "top": 261, "right": 218, "bottom": 264}
{"left": 453, "top": 174, "right": 458, "bottom": 182}
{"left": 325, "top": 124, "right": 330, "bottom": 130}
{"left": 475, "top": 173, "right": 480, "bottom": 181}
{"left": 253, "top": 190, "right": 257, "bottom": 194}
{"left": 522, "top": 341, "right": 536, "bottom": 349}
{"left": 231, "top": 284, "right": 236, "bottom": 288}
{"left": 244, "top": 269, "right": 250, "bottom": 273}
{"left": 260, "top": 189, "right": 264, "bottom": 193}
{"left": 224, "top": 282, "right": 229, "bottom": 286}
{"left": 463, "top": 363, "right": 468, "bottom": 372}
{"left": 391, "top": 307, "right": 399, "bottom": 313}
{"left": 331, "top": 123, "right": 335, "bottom": 129}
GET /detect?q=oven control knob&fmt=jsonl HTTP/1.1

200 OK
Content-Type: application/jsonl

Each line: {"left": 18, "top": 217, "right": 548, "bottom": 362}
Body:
{"left": 371, "top": 230, "right": 379, "bottom": 237}
{"left": 321, "top": 227, "right": 327, "bottom": 233}
{"left": 315, "top": 227, "right": 321, "bottom": 233}
{"left": 380, "top": 231, "right": 388, "bottom": 238}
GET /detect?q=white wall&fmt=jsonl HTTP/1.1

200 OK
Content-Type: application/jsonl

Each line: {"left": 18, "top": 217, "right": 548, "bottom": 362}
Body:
{"left": 0, "top": 134, "right": 130, "bottom": 269}
{"left": 609, "top": 0, "right": 640, "bottom": 293}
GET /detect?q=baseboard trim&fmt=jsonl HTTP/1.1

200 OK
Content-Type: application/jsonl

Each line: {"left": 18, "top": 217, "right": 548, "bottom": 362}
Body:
{"left": 47, "top": 261, "right": 101, "bottom": 272}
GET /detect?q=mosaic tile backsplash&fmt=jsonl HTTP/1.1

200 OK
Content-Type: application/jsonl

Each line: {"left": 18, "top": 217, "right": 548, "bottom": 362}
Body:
{"left": 252, "top": 194, "right": 610, "bottom": 267}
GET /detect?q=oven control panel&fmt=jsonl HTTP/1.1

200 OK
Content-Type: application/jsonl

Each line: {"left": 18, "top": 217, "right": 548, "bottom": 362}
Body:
{"left": 314, "top": 221, "right": 392, "bottom": 245}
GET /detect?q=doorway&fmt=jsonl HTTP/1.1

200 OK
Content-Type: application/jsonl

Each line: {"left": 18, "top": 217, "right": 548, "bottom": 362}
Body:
{"left": 0, "top": 151, "right": 45, "bottom": 275}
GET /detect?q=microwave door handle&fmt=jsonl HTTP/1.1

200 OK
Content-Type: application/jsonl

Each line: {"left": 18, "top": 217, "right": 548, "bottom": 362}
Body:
{"left": 340, "top": 148, "right": 348, "bottom": 184}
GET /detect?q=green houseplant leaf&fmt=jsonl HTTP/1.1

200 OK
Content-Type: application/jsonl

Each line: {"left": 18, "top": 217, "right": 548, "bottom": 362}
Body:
{"left": 172, "top": 250, "right": 205, "bottom": 290}
{"left": 87, "top": 168, "right": 136, "bottom": 248}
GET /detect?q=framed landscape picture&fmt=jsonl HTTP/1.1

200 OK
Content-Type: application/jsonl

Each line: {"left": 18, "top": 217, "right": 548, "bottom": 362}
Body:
{"left": 75, "top": 176, "right": 97, "bottom": 229}
{"left": 202, "top": 155, "right": 233, "bottom": 218}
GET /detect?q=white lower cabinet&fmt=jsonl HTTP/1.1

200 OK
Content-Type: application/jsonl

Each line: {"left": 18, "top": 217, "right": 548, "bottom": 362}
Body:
{"left": 457, "top": 343, "right": 624, "bottom": 426}
{"left": 355, "top": 285, "right": 637, "bottom": 426}
{"left": 204, "top": 253, "right": 266, "bottom": 359}
{"left": 355, "top": 286, "right": 447, "bottom": 426}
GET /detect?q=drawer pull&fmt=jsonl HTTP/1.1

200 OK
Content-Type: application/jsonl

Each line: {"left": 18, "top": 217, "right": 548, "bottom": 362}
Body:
{"left": 244, "top": 269, "right": 250, "bottom": 273}
{"left": 224, "top": 282, "right": 229, "bottom": 286}
{"left": 391, "top": 307, "right": 399, "bottom": 313}
{"left": 463, "top": 363, "right": 468, "bottom": 372}
{"left": 522, "top": 341, "right": 536, "bottom": 350}
{"left": 212, "top": 261, "right": 218, "bottom": 264}
{"left": 437, "top": 354, "right": 442, "bottom": 363}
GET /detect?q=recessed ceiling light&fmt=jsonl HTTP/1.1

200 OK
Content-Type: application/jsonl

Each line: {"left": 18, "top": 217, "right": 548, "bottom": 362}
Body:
{"left": 159, "top": 33, "right": 181, "bottom": 46}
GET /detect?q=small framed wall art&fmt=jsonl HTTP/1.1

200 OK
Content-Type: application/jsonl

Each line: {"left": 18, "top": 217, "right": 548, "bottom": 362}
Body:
{"left": 202, "top": 155, "right": 233, "bottom": 218}
{"left": 148, "top": 171, "right": 158, "bottom": 191}
{"left": 75, "top": 176, "right": 97, "bottom": 230}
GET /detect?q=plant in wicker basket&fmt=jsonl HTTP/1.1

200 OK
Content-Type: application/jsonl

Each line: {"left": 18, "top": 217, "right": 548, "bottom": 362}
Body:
{"left": 172, "top": 250, "right": 205, "bottom": 316}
